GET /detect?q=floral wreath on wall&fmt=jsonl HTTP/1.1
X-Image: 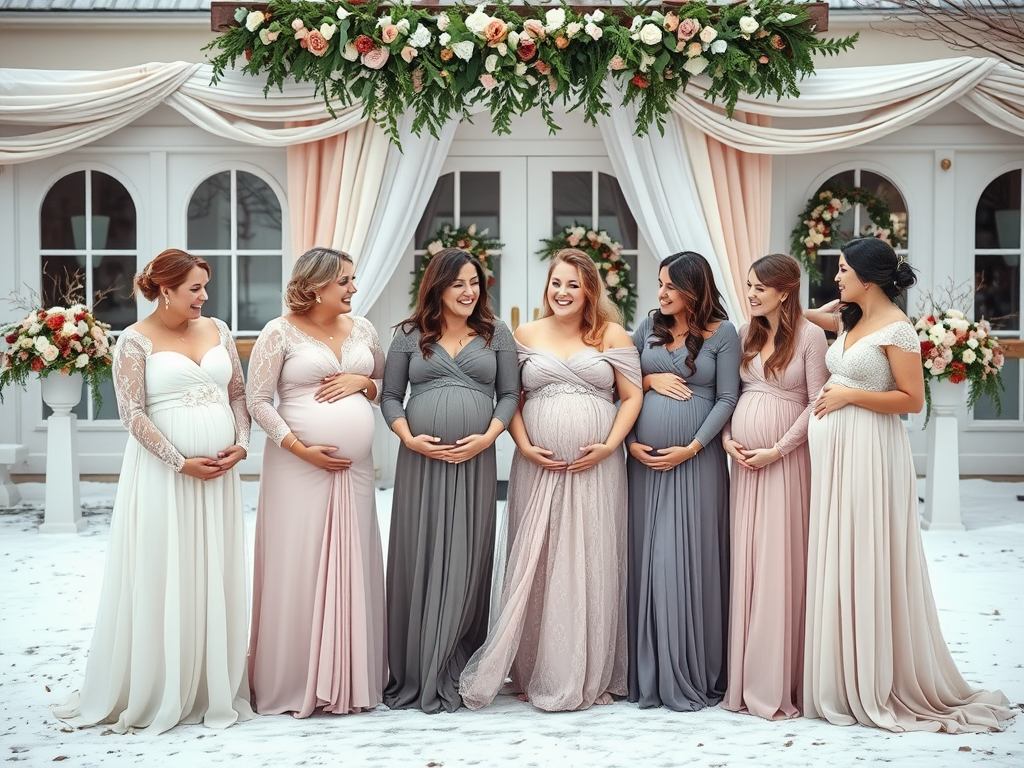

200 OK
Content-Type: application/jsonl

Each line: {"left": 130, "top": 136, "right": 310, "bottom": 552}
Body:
{"left": 789, "top": 187, "right": 905, "bottom": 282}
{"left": 208, "top": 1, "right": 858, "bottom": 145}
{"left": 538, "top": 224, "right": 637, "bottom": 326}
{"left": 411, "top": 222, "right": 503, "bottom": 308}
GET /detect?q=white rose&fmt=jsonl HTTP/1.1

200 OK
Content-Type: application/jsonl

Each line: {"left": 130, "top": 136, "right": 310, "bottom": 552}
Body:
{"left": 699, "top": 26, "right": 718, "bottom": 44}
{"left": 341, "top": 42, "right": 359, "bottom": 62}
{"left": 437, "top": 13, "right": 450, "bottom": 32}
{"left": 508, "top": 30, "right": 520, "bottom": 47}
{"left": 75, "top": 353, "right": 89, "bottom": 369}
{"left": 319, "top": 22, "right": 337, "bottom": 40}
{"left": 967, "top": 338, "right": 979, "bottom": 349}
{"left": 982, "top": 347, "right": 993, "bottom": 363}
{"left": 485, "top": 54, "right": 498, "bottom": 73}
{"left": 41, "top": 345, "right": 59, "bottom": 362}
{"left": 585, "top": 9, "right": 604, "bottom": 24}
{"left": 60, "top": 321, "right": 76, "bottom": 337}
{"left": 945, "top": 309, "right": 966, "bottom": 319}
{"left": 545, "top": 8, "right": 566, "bottom": 32}
{"left": 376, "top": 15, "right": 392, "bottom": 29}
{"left": 585, "top": 23, "right": 602, "bottom": 41}
{"left": 21, "top": 336, "right": 35, "bottom": 349}
{"left": 739, "top": 16, "right": 759, "bottom": 34}
{"left": 566, "top": 22, "right": 582, "bottom": 38}
{"left": 410, "top": 24, "right": 431, "bottom": 49}
{"left": 924, "top": 359, "right": 933, "bottom": 369}
{"left": 465, "top": 6, "right": 492, "bottom": 37}
{"left": 244, "top": 10, "right": 265, "bottom": 32}
{"left": 638, "top": 23, "right": 663, "bottom": 46}
{"left": 396, "top": 18, "right": 410, "bottom": 35}
{"left": 778, "top": 12, "right": 796, "bottom": 22}
{"left": 962, "top": 349, "right": 977, "bottom": 364}
{"left": 451, "top": 40, "right": 476, "bottom": 61}
{"left": 77, "top": 320, "right": 89, "bottom": 335}
{"left": 515, "top": 61, "right": 527, "bottom": 76}
{"left": 710, "top": 39, "right": 727, "bottom": 55}
{"left": 439, "top": 32, "right": 452, "bottom": 47}
{"left": 28, "top": 322, "right": 41, "bottom": 335}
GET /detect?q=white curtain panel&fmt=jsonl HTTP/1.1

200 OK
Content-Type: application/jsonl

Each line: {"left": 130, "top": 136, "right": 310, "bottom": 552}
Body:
{"left": 330, "top": 122, "right": 392, "bottom": 259}
{"left": 351, "top": 113, "right": 459, "bottom": 316}
{"left": 597, "top": 90, "right": 745, "bottom": 322}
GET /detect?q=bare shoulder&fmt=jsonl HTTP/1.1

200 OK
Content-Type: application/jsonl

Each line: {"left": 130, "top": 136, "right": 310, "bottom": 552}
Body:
{"left": 602, "top": 322, "right": 633, "bottom": 349}
{"left": 513, "top": 319, "right": 544, "bottom": 346}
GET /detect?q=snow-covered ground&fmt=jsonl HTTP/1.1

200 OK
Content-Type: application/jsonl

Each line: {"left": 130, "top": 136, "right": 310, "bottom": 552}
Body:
{"left": 2, "top": 478, "right": 1022, "bottom": 767}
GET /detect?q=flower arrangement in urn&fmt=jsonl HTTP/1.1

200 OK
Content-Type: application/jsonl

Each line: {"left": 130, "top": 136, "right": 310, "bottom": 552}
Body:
{"left": 1, "top": 292, "right": 115, "bottom": 407}
{"left": 914, "top": 283, "right": 1005, "bottom": 424}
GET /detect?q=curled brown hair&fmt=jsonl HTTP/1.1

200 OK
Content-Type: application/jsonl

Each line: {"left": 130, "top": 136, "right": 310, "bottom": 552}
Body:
{"left": 133, "top": 248, "right": 210, "bottom": 301}
{"left": 649, "top": 252, "right": 728, "bottom": 377}
{"left": 741, "top": 254, "right": 803, "bottom": 379}
{"left": 400, "top": 247, "right": 495, "bottom": 358}
{"left": 285, "top": 247, "right": 354, "bottom": 313}
{"left": 540, "top": 249, "right": 620, "bottom": 348}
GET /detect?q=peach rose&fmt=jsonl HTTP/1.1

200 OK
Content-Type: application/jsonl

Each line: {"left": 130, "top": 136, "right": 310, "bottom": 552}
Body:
{"left": 361, "top": 47, "right": 390, "bottom": 70}
{"left": 401, "top": 45, "right": 417, "bottom": 63}
{"left": 686, "top": 41, "right": 703, "bottom": 58}
{"left": 305, "top": 30, "right": 329, "bottom": 57}
{"left": 412, "top": 67, "right": 424, "bottom": 93}
{"left": 523, "top": 19, "right": 546, "bottom": 40}
{"left": 484, "top": 18, "right": 508, "bottom": 47}
{"left": 440, "top": 48, "right": 454, "bottom": 62}
{"left": 382, "top": 25, "right": 399, "bottom": 44}
{"left": 554, "top": 35, "right": 569, "bottom": 50}
{"left": 608, "top": 54, "right": 626, "bottom": 71}
{"left": 479, "top": 74, "right": 498, "bottom": 90}
{"left": 663, "top": 12, "right": 679, "bottom": 33}
{"left": 758, "top": 55, "right": 769, "bottom": 64}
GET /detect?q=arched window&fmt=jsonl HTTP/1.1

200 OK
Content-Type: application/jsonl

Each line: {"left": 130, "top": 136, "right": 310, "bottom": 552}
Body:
{"left": 39, "top": 169, "right": 137, "bottom": 420}
{"left": 806, "top": 168, "right": 909, "bottom": 312}
{"left": 973, "top": 169, "right": 1022, "bottom": 422}
{"left": 187, "top": 170, "right": 284, "bottom": 336}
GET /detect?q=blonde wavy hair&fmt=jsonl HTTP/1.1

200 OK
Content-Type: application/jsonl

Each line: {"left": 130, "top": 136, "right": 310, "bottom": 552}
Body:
{"left": 284, "top": 247, "right": 354, "bottom": 313}
{"left": 540, "top": 248, "right": 620, "bottom": 348}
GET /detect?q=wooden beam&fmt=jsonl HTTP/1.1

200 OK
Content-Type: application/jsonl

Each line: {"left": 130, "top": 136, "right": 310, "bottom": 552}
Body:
{"left": 212, "top": 2, "right": 828, "bottom": 33}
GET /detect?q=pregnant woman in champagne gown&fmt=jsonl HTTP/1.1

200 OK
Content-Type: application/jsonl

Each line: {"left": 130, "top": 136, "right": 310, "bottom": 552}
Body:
{"left": 247, "top": 248, "right": 387, "bottom": 717}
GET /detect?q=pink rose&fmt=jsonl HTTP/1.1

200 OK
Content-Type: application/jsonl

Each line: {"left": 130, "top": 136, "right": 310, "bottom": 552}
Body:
{"left": 517, "top": 38, "right": 537, "bottom": 62}
{"left": 523, "top": 19, "right": 546, "bottom": 40}
{"left": 758, "top": 55, "right": 769, "bottom": 64}
{"left": 567, "top": 234, "right": 580, "bottom": 246}
{"left": 608, "top": 54, "right": 626, "bottom": 71}
{"left": 479, "top": 74, "right": 498, "bottom": 90}
{"left": 771, "top": 34, "right": 786, "bottom": 50}
{"left": 361, "top": 47, "right": 390, "bottom": 70}
{"left": 401, "top": 45, "right": 417, "bottom": 63}
{"left": 677, "top": 18, "right": 700, "bottom": 41}
{"left": 535, "top": 60, "right": 551, "bottom": 75}
{"left": 304, "top": 30, "right": 328, "bottom": 57}
{"left": 382, "top": 25, "right": 399, "bottom": 44}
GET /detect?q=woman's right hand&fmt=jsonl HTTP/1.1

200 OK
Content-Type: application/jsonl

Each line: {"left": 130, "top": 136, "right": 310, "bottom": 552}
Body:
{"left": 645, "top": 373, "right": 692, "bottom": 401}
{"left": 723, "top": 438, "right": 754, "bottom": 469}
{"left": 403, "top": 433, "right": 455, "bottom": 460}
{"left": 519, "top": 443, "right": 568, "bottom": 471}
{"left": 181, "top": 456, "right": 228, "bottom": 481}
{"left": 299, "top": 445, "right": 352, "bottom": 472}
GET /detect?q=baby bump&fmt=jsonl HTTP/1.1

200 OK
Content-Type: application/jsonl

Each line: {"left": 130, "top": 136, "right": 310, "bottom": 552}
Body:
{"left": 279, "top": 394, "right": 375, "bottom": 462}
{"left": 522, "top": 393, "right": 615, "bottom": 463}
{"left": 634, "top": 392, "right": 711, "bottom": 448}
{"left": 151, "top": 404, "right": 237, "bottom": 458}
{"left": 731, "top": 392, "right": 803, "bottom": 449}
{"left": 406, "top": 387, "right": 493, "bottom": 443}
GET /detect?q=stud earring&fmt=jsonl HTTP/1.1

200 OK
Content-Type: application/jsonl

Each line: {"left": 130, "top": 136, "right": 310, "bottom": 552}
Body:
{"left": 315, "top": 294, "right": 322, "bottom": 304}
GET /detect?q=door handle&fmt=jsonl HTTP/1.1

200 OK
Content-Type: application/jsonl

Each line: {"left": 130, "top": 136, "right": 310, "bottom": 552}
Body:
{"left": 533, "top": 307, "right": 540, "bottom": 321}
{"left": 511, "top": 306, "right": 520, "bottom": 331}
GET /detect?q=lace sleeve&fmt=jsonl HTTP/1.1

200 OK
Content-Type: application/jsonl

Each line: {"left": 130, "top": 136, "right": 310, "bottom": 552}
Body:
{"left": 245, "top": 319, "right": 293, "bottom": 446}
{"left": 882, "top": 321, "right": 922, "bottom": 354}
{"left": 113, "top": 330, "right": 186, "bottom": 472}
{"left": 358, "top": 317, "right": 386, "bottom": 407}
{"left": 213, "top": 318, "right": 251, "bottom": 451}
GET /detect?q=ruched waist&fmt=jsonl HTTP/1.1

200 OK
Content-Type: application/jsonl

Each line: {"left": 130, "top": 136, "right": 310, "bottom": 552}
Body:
{"left": 741, "top": 381, "right": 807, "bottom": 405}
{"left": 148, "top": 383, "right": 227, "bottom": 414}
{"left": 410, "top": 378, "right": 493, "bottom": 399}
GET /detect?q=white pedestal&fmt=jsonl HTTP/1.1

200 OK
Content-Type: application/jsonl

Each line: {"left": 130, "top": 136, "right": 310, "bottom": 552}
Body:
{"left": 0, "top": 443, "right": 28, "bottom": 508}
{"left": 922, "top": 379, "right": 965, "bottom": 532}
{"left": 39, "top": 372, "right": 86, "bottom": 534}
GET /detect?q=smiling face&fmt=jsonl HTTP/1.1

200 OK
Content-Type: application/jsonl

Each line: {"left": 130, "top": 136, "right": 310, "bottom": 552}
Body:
{"left": 547, "top": 261, "right": 585, "bottom": 320}
{"left": 657, "top": 266, "right": 687, "bottom": 318}
{"left": 835, "top": 253, "right": 867, "bottom": 303}
{"left": 165, "top": 265, "right": 209, "bottom": 320}
{"left": 317, "top": 259, "right": 357, "bottom": 315}
{"left": 442, "top": 262, "right": 481, "bottom": 322}
{"left": 746, "top": 267, "right": 787, "bottom": 320}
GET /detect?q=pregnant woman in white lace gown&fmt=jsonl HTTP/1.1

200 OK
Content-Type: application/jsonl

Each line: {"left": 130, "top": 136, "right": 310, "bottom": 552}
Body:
{"left": 247, "top": 248, "right": 387, "bottom": 717}
{"left": 804, "top": 238, "right": 1014, "bottom": 733}
{"left": 54, "top": 249, "right": 254, "bottom": 734}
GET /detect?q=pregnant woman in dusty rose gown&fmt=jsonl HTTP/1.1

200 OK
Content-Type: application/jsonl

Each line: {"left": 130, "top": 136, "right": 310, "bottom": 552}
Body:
{"left": 247, "top": 247, "right": 386, "bottom": 717}
{"left": 720, "top": 254, "right": 828, "bottom": 721}
{"left": 459, "top": 249, "right": 642, "bottom": 712}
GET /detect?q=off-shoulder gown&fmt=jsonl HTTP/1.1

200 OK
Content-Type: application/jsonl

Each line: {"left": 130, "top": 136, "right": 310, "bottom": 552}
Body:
{"left": 721, "top": 319, "right": 829, "bottom": 720}
{"left": 626, "top": 318, "right": 740, "bottom": 711}
{"left": 246, "top": 316, "right": 387, "bottom": 717}
{"left": 805, "top": 320, "right": 1015, "bottom": 733}
{"left": 53, "top": 319, "right": 254, "bottom": 733}
{"left": 380, "top": 322, "right": 520, "bottom": 713}
{"left": 459, "top": 343, "right": 641, "bottom": 711}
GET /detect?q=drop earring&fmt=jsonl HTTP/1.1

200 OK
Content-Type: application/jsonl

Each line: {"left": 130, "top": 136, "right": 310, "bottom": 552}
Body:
{"left": 315, "top": 294, "right": 322, "bottom": 304}
{"left": 164, "top": 294, "right": 169, "bottom": 310}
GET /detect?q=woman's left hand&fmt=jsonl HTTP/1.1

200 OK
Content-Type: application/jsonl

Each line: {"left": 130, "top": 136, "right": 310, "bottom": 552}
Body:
{"left": 813, "top": 383, "right": 854, "bottom": 419}
{"left": 740, "top": 446, "right": 781, "bottom": 470}
{"left": 567, "top": 443, "right": 616, "bottom": 473}
{"left": 444, "top": 433, "right": 495, "bottom": 464}
{"left": 215, "top": 445, "right": 247, "bottom": 471}
{"left": 646, "top": 445, "right": 696, "bottom": 472}
{"left": 315, "top": 373, "right": 369, "bottom": 403}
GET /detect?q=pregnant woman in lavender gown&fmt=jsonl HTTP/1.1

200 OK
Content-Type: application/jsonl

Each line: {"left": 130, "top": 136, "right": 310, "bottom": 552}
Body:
{"left": 459, "top": 249, "right": 642, "bottom": 711}
{"left": 721, "top": 254, "right": 828, "bottom": 720}
{"left": 247, "top": 247, "right": 386, "bottom": 717}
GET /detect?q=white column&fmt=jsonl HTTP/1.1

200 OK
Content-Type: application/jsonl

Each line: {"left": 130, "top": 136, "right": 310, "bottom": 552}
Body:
{"left": 922, "top": 380, "right": 965, "bottom": 531}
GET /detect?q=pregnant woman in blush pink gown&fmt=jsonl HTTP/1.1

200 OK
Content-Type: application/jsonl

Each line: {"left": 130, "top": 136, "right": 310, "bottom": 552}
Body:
{"left": 721, "top": 254, "right": 828, "bottom": 720}
{"left": 246, "top": 247, "right": 386, "bottom": 717}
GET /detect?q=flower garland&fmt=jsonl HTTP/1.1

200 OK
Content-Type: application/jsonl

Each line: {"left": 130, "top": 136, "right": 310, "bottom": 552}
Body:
{"left": 538, "top": 224, "right": 637, "bottom": 326}
{"left": 207, "top": 1, "right": 858, "bottom": 145}
{"left": 914, "top": 309, "right": 1004, "bottom": 425}
{"left": 789, "top": 187, "right": 905, "bottom": 282}
{"left": 1, "top": 304, "right": 115, "bottom": 409}
{"left": 411, "top": 222, "right": 503, "bottom": 308}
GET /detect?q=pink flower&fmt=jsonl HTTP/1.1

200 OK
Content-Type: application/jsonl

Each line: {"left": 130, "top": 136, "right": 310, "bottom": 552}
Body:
{"left": 305, "top": 30, "right": 328, "bottom": 57}
{"left": 412, "top": 67, "right": 424, "bottom": 93}
{"left": 758, "top": 55, "right": 769, "bottom": 64}
{"left": 361, "top": 47, "right": 390, "bottom": 70}
{"left": 609, "top": 55, "right": 626, "bottom": 71}
{"left": 479, "top": 74, "right": 498, "bottom": 90}
{"left": 535, "top": 60, "right": 551, "bottom": 75}
{"left": 523, "top": 19, "right": 546, "bottom": 40}
{"left": 401, "top": 45, "right": 417, "bottom": 63}
{"left": 355, "top": 35, "right": 375, "bottom": 54}
{"left": 517, "top": 39, "right": 537, "bottom": 62}
{"left": 771, "top": 34, "right": 786, "bottom": 50}
{"left": 567, "top": 234, "right": 580, "bottom": 246}
{"left": 484, "top": 19, "right": 508, "bottom": 46}
{"left": 382, "top": 25, "right": 399, "bottom": 44}
{"left": 291, "top": 18, "right": 305, "bottom": 32}
{"left": 663, "top": 13, "right": 679, "bottom": 33}
{"left": 676, "top": 18, "right": 700, "bottom": 41}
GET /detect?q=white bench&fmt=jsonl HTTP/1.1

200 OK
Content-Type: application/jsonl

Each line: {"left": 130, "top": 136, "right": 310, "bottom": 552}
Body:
{"left": 0, "top": 444, "right": 28, "bottom": 508}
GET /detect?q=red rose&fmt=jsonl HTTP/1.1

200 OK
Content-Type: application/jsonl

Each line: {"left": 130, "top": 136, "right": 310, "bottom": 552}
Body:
{"left": 920, "top": 341, "right": 934, "bottom": 354}
{"left": 244, "top": 48, "right": 253, "bottom": 62}
{"left": 949, "top": 373, "right": 966, "bottom": 384}
{"left": 355, "top": 35, "right": 375, "bottom": 54}
{"left": 4, "top": 333, "right": 16, "bottom": 343}
{"left": 46, "top": 315, "right": 64, "bottom": 330}
{"left": 951, "top": 362, "right": 967, "bottom": 373}
{"left": 74, "top": 312, "right": 86, "bottom": 322}
{"left": 30, "top": 357, "right": 45, "bottom": 371}
{"left": 631, "top": 73, "right": 650, "bottom": 89}
{"left": 517, "top": 39, "right": 537, "bottom": 62}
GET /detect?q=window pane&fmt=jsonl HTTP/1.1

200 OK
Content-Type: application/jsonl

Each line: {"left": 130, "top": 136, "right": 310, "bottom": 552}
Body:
{"left": 815, "top": 171, "right": 856, "bottom": 243}
{"left": 976, "top": 170, "right": 1021, "bottom": 249}
{"left": 975, "top": 254, "right": 1021, "bottom": 331}
{"left": 553, "top": 171, "right": 592, "bottom": 232}
{"left": 237, "top": 255, "right": 282, "bottom": 331}
{"left": 188, "top": 172, "right": 232, "bottom": 250}
{"left": 807, "top": 253, "right": 841, "bottom": 312}
{"left": 92, "top": 172, "right": 137, "bottom": 250}
{"left": 202, "top": 254, "right": 232, "bottom": 327}
{"left": 860, "top": 171, "right": 908, "bottom": 246}
{"left": 93, "top": 255, "right": 137, "bottom": 331}
{"left": 94, "top": 376, "right": 119, "bottom": 420}
{"left": 237, "top": 171, "right": 282, "bottom": 251}
{"left": 460, "top": 172, "right": 500, "bottom": 238}
{"left": 416, "top": 173, "right": 454, "bottom": 246}
{"left": 974, "top": 358, "right": 1019, "bottom": 420}
{"left": 598, "top": 173, "right": 637, "bottom": 249}
{"left": 40, "top": 255, "right": 86, "bottom": 308}
{"left": 40, "top": 172, "right": 85, "bottom": 250}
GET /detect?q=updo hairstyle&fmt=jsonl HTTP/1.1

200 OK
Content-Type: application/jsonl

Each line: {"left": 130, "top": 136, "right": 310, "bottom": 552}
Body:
{"left": 284, "top": 247, "right": 354, "bottom": 313}
{"left": 133, "top": 249, "right": 211, "bottom": 301}
{"left": 839, "top": 237, "right": 917, "bottom": 330}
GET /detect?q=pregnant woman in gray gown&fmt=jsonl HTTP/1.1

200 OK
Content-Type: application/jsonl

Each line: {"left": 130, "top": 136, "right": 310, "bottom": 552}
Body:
{"left": 381, "top": 247, "right": 520, "bottom": 713}
{"left": 627, "top": 252, "right": 740, "bottom": 711}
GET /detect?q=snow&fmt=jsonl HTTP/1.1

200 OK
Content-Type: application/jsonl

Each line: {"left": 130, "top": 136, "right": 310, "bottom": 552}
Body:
{"left": 2, "top": 478, "right": 1022, "bottom": 767}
